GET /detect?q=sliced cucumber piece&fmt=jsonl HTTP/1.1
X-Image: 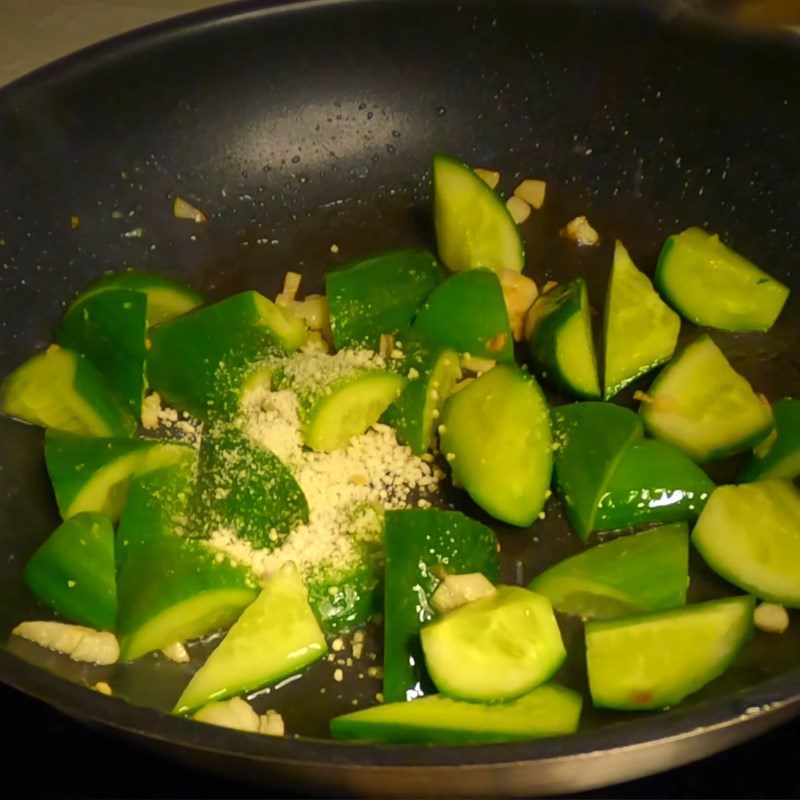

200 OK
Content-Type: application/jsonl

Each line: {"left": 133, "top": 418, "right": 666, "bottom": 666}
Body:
{"left": 692, "top": 480, "right": 800, "bottom": 607}
{"left": 586, "top": 596, "right": 754, "bottom": 710}
{"left": 640, "top": 335, "right": 774, "bottom": 462}
{"left": 740, "top": 399, "right": 800, "bottom": 481}
{"left": 414, "top": 269, "right": 514, "bottom": 361}
{"left": 23, "top": 512, "right": 116, "bottom": 631}
{"left": 330, "top": 684, "right": 582, "bottom": 744}
{"left": 526, "top": 279, "right": 600, "bottom": 399}
{"left": 173, "top": 567, "right": 327, "bottom": 714}
{"left": 57, "top": 288, "right": 148, "bottom": 414}
{"left": 594, "top": 439, "right": 715, "bottom": 532}
{"left": 655, "top": 227, "right": 790, "bottom": 332}
{"left": 325, "top": 249, "right": 445, "bottom": 350}
{"left": 529, "top": 524, "right": 689, "bottom": 619}
{"left": 68, "top": 270, "right": 203, "bottom": 327}
{"left": 440, "top": 364, "right": 552, "bottom": 527}
{"left": 421, "top": 586, "right": 565, "bottom": 703}
{"left": 551, "top": 402, "right": 643, "bottom": 541}
{"left": 603, "top": 241, "right": 680, "bottom": 399}
{"left": 0, "top": 345, "right": 136, "bottom": 437}
{"left": 381, "top": 328, "right": 461, "bottom": 455}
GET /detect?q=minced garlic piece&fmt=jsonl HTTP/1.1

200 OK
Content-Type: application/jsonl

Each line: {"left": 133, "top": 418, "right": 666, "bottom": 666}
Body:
{"left": 93, "top": 682, "right": 113, "bottom": 696}
{"left": 506, "top": 196, "right": 531, "bottom": 225}
{"left": 514, "top": 179, "right": 547, "bottom": 210}
{"left": 161, "top": 641, "right": 190, "bottom": 663}
{"left": 13, "top": 621, "right": 119, "bottom": 665}
{"left": 283, "top": 271, "right": 302, "bottom": 299}
{"left": 260, "top": 709, "right": 285, "bottom": 736}
{"left": 561, "top": 215, "right": 599, "bottom": 246}
{"left": 754, "top": 602, "right": 790, "bottom": 634}
{"left": 140, "top": 392, "right": 162, "bottom": 430}
{"left": 498, "top": 269, "right": 538, "bottom": 341}
{"left": 300, "top": 330, "right": 330, "bottom": 354}
{"left": 173, "top": 196, "right": 207, "bottom": 223}
{"left": 474, "top": 168, "right": 500, "bottom": 189}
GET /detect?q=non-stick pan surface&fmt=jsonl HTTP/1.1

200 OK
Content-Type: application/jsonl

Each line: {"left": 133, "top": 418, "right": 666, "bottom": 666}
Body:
{"left": 0, "top": 0, "right": 798, "bottom": 796}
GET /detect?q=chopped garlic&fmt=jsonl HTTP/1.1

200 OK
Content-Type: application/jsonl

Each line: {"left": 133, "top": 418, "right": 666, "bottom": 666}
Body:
{"left": 260, "top": 709, "right": 285, "bottom": 736}
{"left": 282, "top": 271, "right": 302, "bottom": 300}
{"left": 173, "top": 196, "right": 207, "bottom": 223}
{"left": 13, "top": 621, "right": 119, "bottom": 665}
{"left": 754, "top": 602, "right": 790, "bottom": 634}
{"left": 161, "top": 641, "right": 190, "bottom": 663}
{"left": 379, "top": 333, "right": 395, "bottom": 358}
{"left": 498, "top": 269, "right": 538, "bottom": 341}
{"left": 333, "top": 668, "right": 344, "bottom": 682}
{"left": 474, "top": 168, "right": 500, "bottom": 189}
{"left": 292, "top": 294, "right": 329, "bottom": 332}
{"left": 300, "top": 330, "right": 330, "bottom": 354}
{"left": 193, "top": 697, "right": 261, "bottom": 732}
{"left": 431, "top": 572, "right": 497, "bottom": 613}
{"left": 506, "top": 196, "right": 531, "bottom": 225}
{"left": 93, "top": 682, "right": 113, "bottom": 696}
{"left": 561, "top": 215, "right": 599, "bottom": 246}
{"left": 140, "top": 392, "right": 162, "bottom": 430}
{"left": 514, "top": 179, "right": 547, "bottom": 210}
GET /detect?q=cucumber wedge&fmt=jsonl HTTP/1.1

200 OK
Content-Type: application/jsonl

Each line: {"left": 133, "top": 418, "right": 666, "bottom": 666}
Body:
{"left": 0, "top": 345, "right": 136, "bottom": 437}
{"left": 440, "top": 364, "right": 552, "bottom": 527}
{"left": 640, "top": 335, "right": 774, "bottom": 462}
{"left": 740, "top": 399, "right": 800, "bottom": 481}
{"left": 603, "top": 241, "right": 680, "bottom": 399}
{"left": 586, "top": 596, "right": 754, "bottom": 710}
{"left": 173, "top": 567, "right": 327, "bottom": 714}
{"left": 57, "top": 288, "right": 148, "bottom": 414}
{"left": 23, "top": 512, "right": 117, "bottom": 631}
{"left": 692, "top": 480, "right": 800, "bottom": 607}
{"left": 433, "top": 154, "right": 525, "bottom": 273}
{"left": 326, "top": 249, "right": 445, "bottom": 350}
{"left": 414, "top": 269, "right": 514, "bottom": 361}
{"left": 330, "top": 684, "right": 582, "bottom": 745}
{"left": 526, "top": 279, "right": 600, "bottom": 399}
{"left": 551, "top": 403, "right": 644, "bottom": 541}
{"left": 655, "top": 227, "right": 790, "bottom": 332}
{"left": 529, "top": 524, "right": 689, "bottom": 619}
{"left": 421, "top": 586, "right": 566, "bottom": 703}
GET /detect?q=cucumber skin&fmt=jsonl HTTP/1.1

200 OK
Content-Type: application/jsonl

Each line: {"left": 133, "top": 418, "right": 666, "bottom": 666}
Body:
{"left": 740, "top": 399, "right": 800, "bottom": 482}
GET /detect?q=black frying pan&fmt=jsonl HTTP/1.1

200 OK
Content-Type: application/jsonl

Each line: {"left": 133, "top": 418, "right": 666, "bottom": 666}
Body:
{"left": 0, "top": 1, "right": 799, "bottom": 796}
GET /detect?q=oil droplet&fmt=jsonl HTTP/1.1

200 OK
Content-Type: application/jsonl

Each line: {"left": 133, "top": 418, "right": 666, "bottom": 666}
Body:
{"left": 437, "top": 107, "right": 447, "bottom": 116}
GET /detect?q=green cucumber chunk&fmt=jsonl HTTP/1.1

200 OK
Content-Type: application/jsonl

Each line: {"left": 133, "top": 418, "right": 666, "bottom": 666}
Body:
{"left": 381, "top": 328, "right": 462, "bottom": 455}
{"left": 330, "top": 684, "right": 582, "bottom": 744}
{"left": 692, "top": 480, "right": 800, "bottom": 607}
{"left": 413, "top": 269, "right": 514, "bottom": 361}
{"left": 440, "top": 364, "right": 552, "bottom": 527}
{"left": 0, "top": 345, "right": 136, "bottom": 437}
{"left": 529, "top": 524, "right": 689, "bottom": 619}
{"left": 586, "top": 596, "right": 754, "bottom": 710}
{"left": 432, "top": 154, "right": 525, "bottom": 273}
{"left": 23, "top": 512, "right": 117, "bottom": 631}
{"left": 325, "top": 249, "right": 445, "bottom": 350}
{"left": 527, "top": 279, "right": 600, "bottom": 399}
{"left": 146, "top": 291, "right": 305, "bottom": 418}
{"left": 552, "top": 402, "right": 643, "bottom": 541}
{"left": 193, "top": 420, "right": 308, "bottom": 548}
{"left": 57, "top": 288, "right": 148, "bottom": 414}
{"left": 383, "top": 509, "right": 499, "bottom": 703}
{"left": 655, "top": 227, "right": 790, "bottom": 332}
{"left": 640, "top": 335, "right": 773, "bottom": 462}
{"left": 740, "top": 399, "right": 800, "bottom": 481}
{"left": 421, "top": 586, "right": 565, "bottom": 703}
{"left": 603, "top": 241, "right": 680, "bottom": 399}
{"left": 594, "top": 439, "right": 715, "bottom": 532}
{"left": 173, "top": 567, "right": 327, "bottom": 714}
{"left": 68, "top": 270, "right": 203, "bottom": 327}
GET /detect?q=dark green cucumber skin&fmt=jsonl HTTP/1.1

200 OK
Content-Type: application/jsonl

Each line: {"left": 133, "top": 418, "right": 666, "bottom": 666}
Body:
{"left": 595, "top": 439, "right": 715, "bottom": 532}
{"left": 325, "top": 249, "right": 445, "bottom": 350}
{"left": 740, "top": 399, "right": 800, "bottom": 481}
{"left": 551, "top": 403, "right": 644, "bottom": 541}
{"left": 57, "top": 289, "right": 148, "bottom": 415}
{"left": 382, "top": 509, "right": 499, "bottom": 703}
{"left": 413, "top": 269, "right": 514, "bottom": 361}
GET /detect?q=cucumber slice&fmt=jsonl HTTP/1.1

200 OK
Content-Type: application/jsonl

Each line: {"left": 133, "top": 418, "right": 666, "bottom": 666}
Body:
{"left": 692, "top": 480, "right": 800, "bottom": 607}
{"left": 57, "top": 288, "right": 148, "bottom": 414}
{"left": 381, "top": 328, "right": 462, "bottom": 455}
{"left": 740, "top": 399, "right": 800, "bottom": 481}
{"left": 526, "top": 279, "right": 600, "bottom": 399}
{"left": 173, "top": 567, "right": 327, "bottom": 714}
{"left": 551, "top": 402, "right": 643, "bottom": 541}
{"left": 325, "top": 249, "right": 445, "bottom": 350}
{"left": 603, "top": 241, "right": 680, "bottom": 399}
{"left": 433, "top": 154, "right": 525, "bottom": 273}
{"left": 68, "top": 270, "right": 203, "bottom": 327}
{"left": 193, "top": 420, "right": 308, "bottom": 548}
{"left": 586, "top": 596, "right": 754, "bottom": 710}
{"left": 655, "top": 227, "right": 790, "bottom": 332}
{"left": 383, "top": 509, "right": 499, "bottom": 703}
{"left": 330, "top": 684, "right": 582, "bottom": 744}
{"left": 640, "top": 335, "right": 774, "bottom": 462}
{"left": 421, "top": 586, "right": 566, "bottom": 703}
{"left": 594, "top": 439, "right": 715, "bottom": 532}
{"left": 23, "top": 512, "right": 116, "bottom": 631}
{"left": 413, "top": 269, "right": 514, "bottom": 361}
{"left": 529, "top": 524, "right": 689, "bottom": 619}
{"left": 44, "top": 431, "right": 187, "bottom": 522}
{"left": 147, "top": 292, "right": 306, "bottom": 418}
{"left": 0, "top": 345, "right": 136, "bottom": 437}
{"left": 440, "top": 364, "right": 552, "bottom": 527}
